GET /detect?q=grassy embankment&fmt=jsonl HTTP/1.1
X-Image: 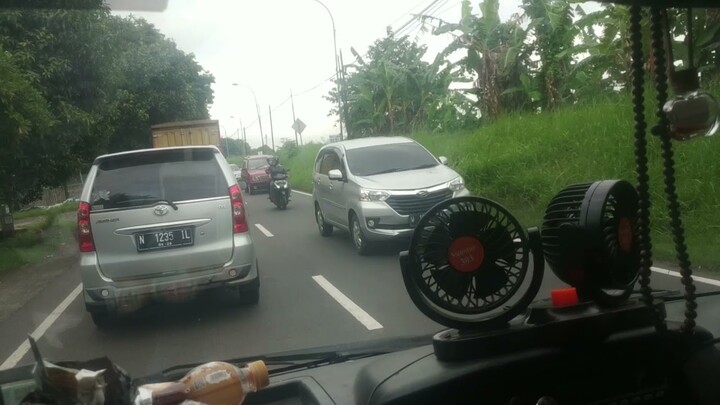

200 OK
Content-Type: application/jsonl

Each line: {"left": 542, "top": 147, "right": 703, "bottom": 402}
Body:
{"left": 0, "top": 212, "right": 76, "bottom": 274}
{"left": 270, "top": 95, "right": 720, "bottom": 271}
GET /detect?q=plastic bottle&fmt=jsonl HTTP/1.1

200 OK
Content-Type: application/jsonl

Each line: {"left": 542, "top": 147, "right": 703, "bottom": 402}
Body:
{"left": 135, "top": 360, "right": 269, "bottom": 405}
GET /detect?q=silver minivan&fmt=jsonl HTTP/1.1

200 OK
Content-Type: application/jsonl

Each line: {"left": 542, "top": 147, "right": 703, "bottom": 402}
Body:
{"left": 78, "top": 146, "right": 258, "bottom": 327}
{"left": 312, "top": 137, "right": 469, "bottom": 254}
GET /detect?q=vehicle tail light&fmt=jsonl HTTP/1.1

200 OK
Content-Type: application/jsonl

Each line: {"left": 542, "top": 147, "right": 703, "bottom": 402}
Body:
{"left": 77, "top": 201, "right": 95, "bottom": 252}
{"left": 229, "top": 185, "right": 249, "bottom": 233}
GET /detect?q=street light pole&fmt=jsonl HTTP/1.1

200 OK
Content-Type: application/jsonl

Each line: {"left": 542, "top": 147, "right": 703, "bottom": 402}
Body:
{"left": 311, "top": 0, "right": 343, "bottom": 141}
{"left": 232, "top": 83, "right": 265, "bottom": 148}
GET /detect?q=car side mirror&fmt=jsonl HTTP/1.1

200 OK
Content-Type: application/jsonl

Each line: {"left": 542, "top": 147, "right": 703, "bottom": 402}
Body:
{"left": 328, "top": 169, "right": 344, "bottom": 181}
{"left": 438, "top": 156, "right": 448, "bottom": 165}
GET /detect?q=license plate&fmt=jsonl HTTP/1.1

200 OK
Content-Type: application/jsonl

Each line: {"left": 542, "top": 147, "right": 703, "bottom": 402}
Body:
{"left": 136, "top": 227, "right": 194, "bottom": 252}
{"left": 409, "top": 215, "right": 421, "bottom": 226}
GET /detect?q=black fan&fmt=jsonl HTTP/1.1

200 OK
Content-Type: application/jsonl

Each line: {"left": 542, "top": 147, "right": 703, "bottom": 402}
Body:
{"left": 541, "top": 180, "right": 640, "bottom": 305}
{"left": 401, "top": 196, "right": 544, "bottom": 330}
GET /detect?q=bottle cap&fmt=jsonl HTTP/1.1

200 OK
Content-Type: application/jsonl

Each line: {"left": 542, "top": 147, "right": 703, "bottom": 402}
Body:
{"left": 247, "top": 361, "right": 269, "bottom": 389}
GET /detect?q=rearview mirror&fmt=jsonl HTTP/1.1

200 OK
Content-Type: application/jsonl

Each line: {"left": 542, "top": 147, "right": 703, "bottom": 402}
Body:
{"left": 438, "top": 156, "right": 449, "bottom": 165}
{"left": 328, "top": 169, "right": 344, "bottom": 181}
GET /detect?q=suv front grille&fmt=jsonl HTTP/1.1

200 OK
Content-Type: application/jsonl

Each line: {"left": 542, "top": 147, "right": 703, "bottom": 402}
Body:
{"left": 385, "top": 188, "right": 453, "bottom": 216}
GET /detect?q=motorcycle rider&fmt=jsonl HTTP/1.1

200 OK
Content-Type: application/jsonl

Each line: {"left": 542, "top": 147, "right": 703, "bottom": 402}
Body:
{"left": 265, "top": 156, "right": 287, "bottom": 180}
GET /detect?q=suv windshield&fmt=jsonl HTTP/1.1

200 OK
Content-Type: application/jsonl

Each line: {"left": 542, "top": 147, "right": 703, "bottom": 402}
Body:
{"left": 346, "top": 143, "right": 438, "bottom": 176}
{"left": 247, "top": 159, "right": 268, "bottom": 170}
{"left": 90, "top": 149, "right": 226, "bottom": 210}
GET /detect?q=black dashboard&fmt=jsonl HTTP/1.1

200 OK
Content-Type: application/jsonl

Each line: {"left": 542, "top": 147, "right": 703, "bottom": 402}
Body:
{"left": 234, "top": 296, "right": 720, "bottom": 405}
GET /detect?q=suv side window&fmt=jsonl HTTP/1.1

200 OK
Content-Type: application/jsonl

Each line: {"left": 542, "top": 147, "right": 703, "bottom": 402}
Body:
{"left": 319, "top": 151, "right": 341, "bottom": 175}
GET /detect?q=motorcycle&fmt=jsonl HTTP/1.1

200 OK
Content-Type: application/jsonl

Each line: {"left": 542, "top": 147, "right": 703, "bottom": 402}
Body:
{"left": 268, "top": 172, "right": 290, "bottom": 210}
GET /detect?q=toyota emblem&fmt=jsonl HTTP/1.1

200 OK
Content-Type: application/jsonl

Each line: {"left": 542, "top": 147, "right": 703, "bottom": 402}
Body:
{"left": 153, "top": 205, "right": 170, "bottom": 216}
{"left": 416, "top": 190, "right": 429, "bottom": 198}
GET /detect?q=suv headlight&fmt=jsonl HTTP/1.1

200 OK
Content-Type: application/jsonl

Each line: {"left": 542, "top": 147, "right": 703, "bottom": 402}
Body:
{"left": 448, "top": 177, "right": 465, "bottom": 191}
{"left": 360, "top": 189, "right": 390, "bottom": 202}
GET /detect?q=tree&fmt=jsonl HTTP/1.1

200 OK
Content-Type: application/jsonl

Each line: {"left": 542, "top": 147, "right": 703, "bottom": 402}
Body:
{"left": 0, "top": 5, "right": 215, "bottom": 208}
{"left": 102, "top": 16, "right": 214, "bottom": 152}
{"left": 427, "top": 0, "right": 531, "bottom": 120}
{"left": 328, "top": 30, "right": 467, "bottom": 137}
{"left": 0, "top": 47, "right": 54, "bottom": 208}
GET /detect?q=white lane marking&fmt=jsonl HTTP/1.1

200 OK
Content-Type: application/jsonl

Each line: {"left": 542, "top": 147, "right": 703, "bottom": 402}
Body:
{"left": 254, "top": 224, "right": 274, "bottom": 238}
{"left": 1, "top": 283, "right": 82, "bottom": 370}
{"left": 292, "top": 190, "right": 312, "bottom": 197}
{"left": 651, "top": 267, "right": 720, "bottom": 287}
{"left": 312, "top": 275, "right": 383, "bottom": 330}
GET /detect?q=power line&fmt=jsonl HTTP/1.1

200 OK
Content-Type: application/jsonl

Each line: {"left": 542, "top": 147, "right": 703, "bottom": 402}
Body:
{"left": 395, "top": 0, "right": 450, "bottom": 38}
{"left": 243, "top": 1, "right": 453, "bottom": 129}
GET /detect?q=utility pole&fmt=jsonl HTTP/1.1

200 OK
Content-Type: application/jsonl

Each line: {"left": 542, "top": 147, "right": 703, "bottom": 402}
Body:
{"left": 340, "top": 49, "right": 351, "bottom": 139}
{"left": 268, "top": 105, "right": 275, "bottom": 151}
{"left": 242, "top": 127, "right": 248, "bottom": 155}
{"left": 290, "top": 90, "right": 299, "bottom": 146}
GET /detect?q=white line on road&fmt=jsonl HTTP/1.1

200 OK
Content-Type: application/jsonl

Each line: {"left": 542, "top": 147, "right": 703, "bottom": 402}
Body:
{"left": 1, "top": 283, "right": 82, "bottom": 370}
{"left": 292, "top": 190, "right": 312, "bottom": 197}
{"left": 652, "top": 267, "right": 720, "bottom": 287}
{"left": 254, "top": 224, "right": 274, "bottom": 237}
{"left": 312, "top": 275, "right": 383, "bottom": 331}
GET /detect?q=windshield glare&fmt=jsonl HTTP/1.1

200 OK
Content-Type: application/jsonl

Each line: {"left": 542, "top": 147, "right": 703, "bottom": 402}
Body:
{"left": 346, "top": 143, "right": 438, "bottom": 176}
{"left": 1, "top": 0, "right": 719, "bottom": 383}
{"left": 247, "top": 159, "right": 268, "bottom": 170}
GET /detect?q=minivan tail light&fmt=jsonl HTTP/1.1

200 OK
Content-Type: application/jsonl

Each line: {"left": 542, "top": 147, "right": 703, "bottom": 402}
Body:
{"left": 229, "top": 185, "right": 249, "bottom": 233}
{"left": 77, "top": 201, "right": 95, "bottom": 252}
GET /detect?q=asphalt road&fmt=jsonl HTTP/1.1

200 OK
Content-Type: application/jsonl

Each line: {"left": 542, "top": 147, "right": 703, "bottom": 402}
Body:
{"left": 1, "top": 190, "right": 719, "bottom": 378}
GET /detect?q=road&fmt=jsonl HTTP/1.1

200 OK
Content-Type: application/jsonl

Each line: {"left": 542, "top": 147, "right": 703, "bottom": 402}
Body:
{"left": 1, "top": 190, "right": 719, "bottom": 378}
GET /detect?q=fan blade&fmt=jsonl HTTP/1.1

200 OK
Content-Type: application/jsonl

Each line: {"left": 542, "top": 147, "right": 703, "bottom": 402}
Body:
{"left": 432, "top": 269, "right": 472, "bottom": 301}
{"left": 449, "top": 211, "right": 493, "bottom": 239}
{"left": 472, "top": 262, "right": 510, "bottom": 299}
{"left": 479, "top": 225, "right": 516, "bottom": 264}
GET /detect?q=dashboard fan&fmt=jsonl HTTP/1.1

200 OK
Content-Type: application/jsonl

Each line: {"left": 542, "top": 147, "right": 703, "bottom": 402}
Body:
{"left": 401, "top": 197, "right": 544, "bottom": 330}
{"left": 541, "top": 180, "right": 640, "bottom": 305}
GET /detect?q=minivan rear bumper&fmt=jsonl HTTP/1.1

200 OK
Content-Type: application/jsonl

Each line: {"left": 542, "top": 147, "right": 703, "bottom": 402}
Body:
{"left": 81, "top": 233, "right": 257, "bottom": 313}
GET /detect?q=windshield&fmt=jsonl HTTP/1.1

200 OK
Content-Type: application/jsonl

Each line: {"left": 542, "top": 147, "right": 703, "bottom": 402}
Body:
{"left": 1, "top": 0, "right": 719, "bottom": 382}
{"left": 247, "top": 159, "right": 268, "bottom": 170}
{"left": 346, "top": 143, "right": 438, "bottom": 176}
{"left": 90, "top": 149, "right": 227, "bottom": 210}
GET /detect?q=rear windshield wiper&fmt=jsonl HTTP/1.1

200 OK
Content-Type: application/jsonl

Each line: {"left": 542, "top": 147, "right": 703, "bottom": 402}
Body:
{"left": 150, "top": 199, "right": 178, "bottom": 210}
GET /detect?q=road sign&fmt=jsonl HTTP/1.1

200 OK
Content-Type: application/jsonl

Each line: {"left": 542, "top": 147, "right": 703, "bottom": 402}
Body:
{"left": 292, "top": 118, "right": 306, "bottom": 134}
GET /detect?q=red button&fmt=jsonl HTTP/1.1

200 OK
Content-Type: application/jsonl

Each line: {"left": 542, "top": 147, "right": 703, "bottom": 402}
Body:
{"left": 551, "top": 288, "right": 579, "bottom": 307}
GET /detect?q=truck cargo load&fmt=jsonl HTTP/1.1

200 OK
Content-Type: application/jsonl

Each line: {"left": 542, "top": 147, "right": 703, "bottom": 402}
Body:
{"left": 151, "top": 119, "right": 221, "bottom": 149}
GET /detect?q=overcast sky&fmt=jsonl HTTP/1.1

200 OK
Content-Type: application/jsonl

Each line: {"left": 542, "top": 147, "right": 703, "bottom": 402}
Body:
{"left": 112, "top": 0, "right": 598, "bottom": 148}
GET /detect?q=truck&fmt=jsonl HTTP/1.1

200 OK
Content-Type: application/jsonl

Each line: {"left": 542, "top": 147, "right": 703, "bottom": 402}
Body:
{"left": 151, "top": 119, "right": 221, "bottom": 149}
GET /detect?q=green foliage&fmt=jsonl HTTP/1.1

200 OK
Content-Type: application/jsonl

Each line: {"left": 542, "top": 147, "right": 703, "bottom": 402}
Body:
{"left": 275, "top": 143, "right": 322, "bottom": 193}
{"left": 0, "top": 6, "right": 214, "bottom": 209}
{"left": 328, "top": 31, "right": 477, "bottom": 137}
{"left": 0, "top": 212, "right": 74, "bottom": 274}
{"left": 222, "top": 138, "right": 252, "bottom": 157}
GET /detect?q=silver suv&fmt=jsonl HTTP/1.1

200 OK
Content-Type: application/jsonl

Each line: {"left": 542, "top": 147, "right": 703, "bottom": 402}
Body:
{"left": 312, "top": 137, "right": 469, "bottom": 254}
{"left": 78, "top": 146, "right": 258, "bottom": 327}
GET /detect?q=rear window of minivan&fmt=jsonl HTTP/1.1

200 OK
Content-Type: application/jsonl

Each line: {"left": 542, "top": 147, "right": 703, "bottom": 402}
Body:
{"left": 90, "top": 149, "right": 227, "bottom": 211}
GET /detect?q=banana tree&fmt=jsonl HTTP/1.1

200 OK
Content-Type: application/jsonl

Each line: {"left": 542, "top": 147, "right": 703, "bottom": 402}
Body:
{"left": 425, "top": 0, "right": 530, "bottom": 121}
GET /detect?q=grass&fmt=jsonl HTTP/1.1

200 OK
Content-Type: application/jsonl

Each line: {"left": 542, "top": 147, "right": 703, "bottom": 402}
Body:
{"left": 277, "top": 94, "right": 720, "bottom": 271}
{"left": 0, "top": 213, "right": 76, "bottom": 274}
{"left": 13, "top": 201, "right": 77, "bottom": 220}
{"left": 276, "top": 143, "right": 323, "bottom": 193}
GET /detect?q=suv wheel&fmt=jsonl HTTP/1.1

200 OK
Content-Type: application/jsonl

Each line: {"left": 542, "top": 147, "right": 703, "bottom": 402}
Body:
{"left": 351, "top": 213, "right": 371, "bottom": 255}
{"left": 316, "top": 204, "right": 333, "bottom": 236}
